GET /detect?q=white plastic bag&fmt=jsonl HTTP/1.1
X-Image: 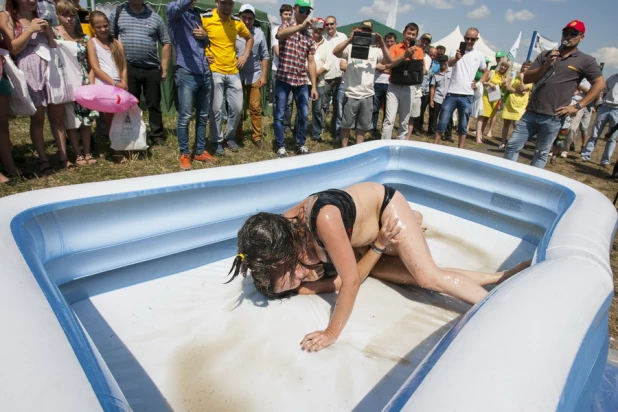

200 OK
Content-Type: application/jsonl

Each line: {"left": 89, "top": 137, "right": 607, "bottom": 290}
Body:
{"left": 0, "top": 49, "right": 36, "bottom": 116}
{"left": 63, "top": 102, "right": 81, "bottom": 130}
{"left": 47, "top": 43, "right": 82, "bottom": 105}
{"left": 109, "top": 106, "right": 148, "bottom": 151}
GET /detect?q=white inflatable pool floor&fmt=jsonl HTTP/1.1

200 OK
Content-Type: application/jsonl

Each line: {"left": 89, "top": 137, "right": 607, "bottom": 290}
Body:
{"left": 70, "top": 203, "right": 536, "bottom": 411}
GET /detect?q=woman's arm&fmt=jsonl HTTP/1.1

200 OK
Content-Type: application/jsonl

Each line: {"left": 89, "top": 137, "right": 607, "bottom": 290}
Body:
{"left": 118, "top": 41, "right": 128, "bottom": 89}
{"left": 86, "top": 38, "right": 116, "bottom": 86}
{"left": 296, "top": 216, "right": 401, "bottom": 295}
{"left": 505, "top": 76, "right": 517, "bottom": 93}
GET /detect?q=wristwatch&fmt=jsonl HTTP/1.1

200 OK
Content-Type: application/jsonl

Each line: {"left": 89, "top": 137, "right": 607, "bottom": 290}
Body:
{"left": 574, "top": 102, "right": 582, "bottom": 110}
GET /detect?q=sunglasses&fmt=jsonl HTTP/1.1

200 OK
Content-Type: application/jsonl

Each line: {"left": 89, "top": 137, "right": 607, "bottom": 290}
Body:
{"left": 325, "top": 23, "right": 335, "bottom": 26}
{"left": 464, "top": 37, "right": 478, "bottom": 42}
{"left": 298, "top": 7, "right": 311, "bottom": 14}
{"left": 562, "top": 30, "right": 581, "bottom": 37}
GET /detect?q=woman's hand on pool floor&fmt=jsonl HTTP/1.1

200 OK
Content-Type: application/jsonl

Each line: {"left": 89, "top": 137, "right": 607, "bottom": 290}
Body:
{"left": 300, "top": 329, "right": 338, "bottom": 352}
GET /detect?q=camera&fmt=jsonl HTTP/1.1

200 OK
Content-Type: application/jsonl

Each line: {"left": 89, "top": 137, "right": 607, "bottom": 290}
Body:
{"left": 312, "top": 20, "right": 324, "bottom": 29}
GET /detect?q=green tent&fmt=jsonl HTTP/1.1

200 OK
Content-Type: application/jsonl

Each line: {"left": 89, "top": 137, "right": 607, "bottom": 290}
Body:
{"left": 90, "top": 1, "right": 273, "bottom": 115}
{"left": 337, "top": 19, "right": 402, "bottom": 41}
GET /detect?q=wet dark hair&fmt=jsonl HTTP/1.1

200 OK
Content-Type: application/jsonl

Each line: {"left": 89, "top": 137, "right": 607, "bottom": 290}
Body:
{"left": 403, "top": 22, "right": 419, "bottom": 34}
{"left": 227, "top": 212, "right": 311, "bottom": 299}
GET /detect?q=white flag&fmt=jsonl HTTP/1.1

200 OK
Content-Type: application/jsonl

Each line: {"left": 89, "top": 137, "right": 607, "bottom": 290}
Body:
{"left": 532, "top": 32, "right": 559, "bottom": 53}
{"left": 507, "top": 32, "right": 521, "bottom": 62}
{"left": 386, "top": 0, "right": 398, "bottom": 30}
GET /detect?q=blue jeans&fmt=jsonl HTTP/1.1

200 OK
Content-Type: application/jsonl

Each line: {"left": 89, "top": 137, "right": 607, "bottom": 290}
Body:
{"left": 176, "top": 68, "right": 211, "bottom": 155}
{"left": 274, "top": 80, "right": 309, "bottom": 148}
{"left": 311, "top": 86, "right": 325, "bottom": 139}
{"left": 209, "top": 72, "right": 242, "bottom": 143}
{"left": 372, "top": 83, "right": 389, "bottom": 133}
{"left": 436, "top": 93, "right": 473, "bottom": 136}
{"left": 504, "top": 110, "right": 562, "bottom": 168}
{"left": 581, "top": 105, "right": 618, "bottom": 165}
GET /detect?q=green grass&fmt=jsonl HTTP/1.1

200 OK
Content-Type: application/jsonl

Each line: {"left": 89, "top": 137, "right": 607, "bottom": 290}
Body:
{"left": 2, "top": 111, "right": 618, "bottom": 349}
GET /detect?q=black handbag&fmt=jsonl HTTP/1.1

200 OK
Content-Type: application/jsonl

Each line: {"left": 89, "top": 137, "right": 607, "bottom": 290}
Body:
{"left": 390, "top": 59, "right": 424, "bottom": 86}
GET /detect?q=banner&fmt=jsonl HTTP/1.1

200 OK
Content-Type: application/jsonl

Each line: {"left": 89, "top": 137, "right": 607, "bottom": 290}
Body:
{"left": 507, "top": 31, "right": 521, "bottom": 62}
{"left": 386, "top": 0, "right": 398, "bottom": 32}
{"left": 532, "top": 32, "right": 558, "bottom": 53}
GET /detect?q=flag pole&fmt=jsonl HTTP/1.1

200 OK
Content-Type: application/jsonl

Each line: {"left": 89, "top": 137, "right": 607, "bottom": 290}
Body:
{"left": 526, "top": 31, "right": 537, "bottom": 62}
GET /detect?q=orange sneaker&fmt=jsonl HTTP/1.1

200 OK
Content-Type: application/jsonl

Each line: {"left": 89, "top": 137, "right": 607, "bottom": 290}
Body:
{"left": 193, "top": 151, "right": 217, "bottom": 163}
{"left": 179, "top": 153, "right": 191, "bottom": 170}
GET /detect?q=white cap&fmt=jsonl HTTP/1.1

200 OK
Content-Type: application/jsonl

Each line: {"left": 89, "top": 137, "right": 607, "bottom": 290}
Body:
{"left": 239, "top": 4, "right": 255, "bottom": 14}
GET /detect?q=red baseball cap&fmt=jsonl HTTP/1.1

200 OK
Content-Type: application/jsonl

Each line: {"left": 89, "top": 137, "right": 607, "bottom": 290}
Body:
{"left": 563, "top": 20, "right": 586, "bottom": 34}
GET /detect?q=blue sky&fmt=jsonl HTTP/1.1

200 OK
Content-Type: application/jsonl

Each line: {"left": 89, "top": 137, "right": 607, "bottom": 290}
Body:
{"left": 253, "top": 0, "right": 618, "bottom": 77}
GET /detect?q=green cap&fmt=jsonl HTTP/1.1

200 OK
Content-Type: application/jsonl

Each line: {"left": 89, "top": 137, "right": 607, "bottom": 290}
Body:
{"left": 496, "top": 51, "right": 505, "bottom": 58}
{"left": 294, "top": 0, "right": 312, "bottom": 7}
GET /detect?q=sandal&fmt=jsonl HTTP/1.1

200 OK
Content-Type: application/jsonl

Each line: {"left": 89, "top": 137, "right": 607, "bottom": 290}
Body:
{"left": 75, "top": 155, "right": 88, "bottom": 166}
{"left": 38, "top": 160, "right": 55, "bottom": 177}
{"left": 84, "top": 153, "right": 97, "bottom": 164}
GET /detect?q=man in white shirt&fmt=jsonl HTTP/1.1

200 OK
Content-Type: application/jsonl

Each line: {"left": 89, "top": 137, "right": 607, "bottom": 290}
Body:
{"left": 333, "top": 21, "right": 392, "bottom": 147}
{"left": 433, "top": 27, "right": 488, "bottom": 148}
{"left": 310, "top": 18, "right": 332, "bottom": 141}
{"left": 323, "top": 15, "right": 347, "bottom": 139}
{"left": 372, "top": 32, "right": 397, "bottom": 137}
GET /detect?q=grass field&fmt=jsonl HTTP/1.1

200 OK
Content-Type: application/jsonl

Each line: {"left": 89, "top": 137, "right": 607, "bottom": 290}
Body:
{"left": 1, "top": 111, "right": 617, "bottom": 348}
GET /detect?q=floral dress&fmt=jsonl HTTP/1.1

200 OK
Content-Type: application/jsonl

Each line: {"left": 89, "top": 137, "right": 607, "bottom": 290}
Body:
{"left": 54, "top": 29, "right": 98, "bottom": 126}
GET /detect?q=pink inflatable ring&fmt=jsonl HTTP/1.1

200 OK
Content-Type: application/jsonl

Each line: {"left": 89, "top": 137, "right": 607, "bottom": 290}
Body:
{"left": 74, "top": 84, "right": 138, "bottom": 113}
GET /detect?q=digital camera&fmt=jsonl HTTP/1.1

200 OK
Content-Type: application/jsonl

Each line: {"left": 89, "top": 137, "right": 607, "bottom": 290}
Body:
{"left": 312, "top": 20, "right": 324, "bottom": 29}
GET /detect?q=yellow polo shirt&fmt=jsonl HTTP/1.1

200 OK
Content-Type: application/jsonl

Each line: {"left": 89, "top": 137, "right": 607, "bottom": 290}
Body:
{"left": 201, "top": 8, "right": 251, "bottom": 74}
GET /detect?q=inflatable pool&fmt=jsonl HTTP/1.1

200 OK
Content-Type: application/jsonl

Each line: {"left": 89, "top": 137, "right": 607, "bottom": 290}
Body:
{"left": 1, "top": 141, "right": 617, "bottom": 411}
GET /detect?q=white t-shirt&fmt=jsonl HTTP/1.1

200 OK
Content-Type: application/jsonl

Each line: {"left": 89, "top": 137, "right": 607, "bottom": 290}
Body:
{"left": 341, "top": 45, "right": 383, "bottom": 99}
{"left": 271, "top": 24, "right": 279, "bottom": 71}
{"left": 324, "top": 31, "right": 348, "bottom": 80}
{"left": 447, "top": 49, "right": 486, "bottom": 96}
{"left": 314, "top": 39, "right": 333, "bottom": 88}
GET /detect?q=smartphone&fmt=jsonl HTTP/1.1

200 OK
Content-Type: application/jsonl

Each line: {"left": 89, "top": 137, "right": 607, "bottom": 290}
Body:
{"left": 409, "top": 39, "right": 416, "bottom": 47}
{"left": 459, "top": 41, "right": 467, "bottom": 56}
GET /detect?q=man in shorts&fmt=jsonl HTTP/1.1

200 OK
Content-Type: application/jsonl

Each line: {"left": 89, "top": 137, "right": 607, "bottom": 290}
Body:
{"left": 332, "top": 21, "right": 391, "bottom": 147}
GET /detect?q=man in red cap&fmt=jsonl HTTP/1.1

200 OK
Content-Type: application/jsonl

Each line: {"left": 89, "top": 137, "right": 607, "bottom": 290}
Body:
{"left": 504, "top": 20, "right": 606, "bottom": 169}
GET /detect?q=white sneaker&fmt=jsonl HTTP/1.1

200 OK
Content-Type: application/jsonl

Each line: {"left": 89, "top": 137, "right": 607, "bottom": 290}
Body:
{"left": 560, "top": 151, "right": 568, "bottom": 158}
{"left": 296, "top": 145, "right": 310, "bottom": 155}
{"left": 277, "top": 147, "right": 287, "bottom": 158}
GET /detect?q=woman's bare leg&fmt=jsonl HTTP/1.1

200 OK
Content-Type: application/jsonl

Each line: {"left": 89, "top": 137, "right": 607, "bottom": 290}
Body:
{"left": 500, "top": 119, "right": 512, "bottom": 147}
{"left": 47, "top": 104, "right": 72, "bottom": 167}
{"left": 383, "top": 192, "right": 489, "bottom": 304}
{"left": 487, "top": 114, "right": 498, "bottom": 138}
{"left": 476, "top": 117, "right": 485, "bottom": 144}
{"left": 30, "top": 108, "right": 49, "bottom": 163}
{"left": 81, "top": 125, "right": 92, "bottom": 157}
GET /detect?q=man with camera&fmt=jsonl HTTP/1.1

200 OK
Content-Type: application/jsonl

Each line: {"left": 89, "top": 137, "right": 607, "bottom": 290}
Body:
{"left": 332, "top": 21, "right": 392, "bottom": 147}
{"left": 380, "top": 22, "right": 425, "bottom": 140}
{"left": 273, "top": 0, "right": 318, "bottom": 158}
{"left": 432, "top": 27, "right": 488, "bottom": 149}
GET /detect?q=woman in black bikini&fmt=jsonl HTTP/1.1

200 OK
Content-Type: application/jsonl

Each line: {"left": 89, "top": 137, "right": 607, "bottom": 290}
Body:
{"left": 228, "top": 182, "right": 529, "bottom": 352}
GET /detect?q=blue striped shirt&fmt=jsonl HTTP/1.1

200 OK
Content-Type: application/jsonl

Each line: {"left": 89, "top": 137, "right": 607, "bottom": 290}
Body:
{"left": 109, "top": 4, "right": 170, "bottom": 68}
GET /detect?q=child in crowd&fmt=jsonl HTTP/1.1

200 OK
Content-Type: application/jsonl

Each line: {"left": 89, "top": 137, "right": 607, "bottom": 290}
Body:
{"left": 499, "top": 61, "right": 531, "bottom": 150}
{"left": 0, "top": 0, "right": 73, "bottom": 175}
{"left": 86, "top": 11, "right": 127, "bottom": 139}
{"left": 55, "top": 0, "right": 97, "bottom": 164}
{"left": 476, "top": 60, "right": 510, "bottom": 144}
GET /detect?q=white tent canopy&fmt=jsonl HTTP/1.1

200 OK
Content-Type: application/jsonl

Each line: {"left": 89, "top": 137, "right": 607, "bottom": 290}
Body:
{"left": 433, "top": 26, "right": 521, "bottom": 70}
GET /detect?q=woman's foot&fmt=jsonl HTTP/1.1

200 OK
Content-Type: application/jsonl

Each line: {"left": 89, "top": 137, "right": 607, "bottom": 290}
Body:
{"left": 75, "top": 155, "right": 88, "bottom": 166}
{"left": 38, "top": 160, "right": 55, "bottom": 177}
{"left": 84, "top": 153, "right": 97, "bottom": 164}
{"left": 497, "top": 260, "right": 532, "bottom": 284}
{"left": 475, "top": 139, "right": 483, "bottom": 144}
{"left": 60, "top": 159, "right": 76, "bottom": 171}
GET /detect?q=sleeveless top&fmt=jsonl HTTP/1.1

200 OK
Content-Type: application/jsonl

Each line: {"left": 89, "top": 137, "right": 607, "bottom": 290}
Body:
{"left": 93, "top": 38, "right": 120, "bottom": 85}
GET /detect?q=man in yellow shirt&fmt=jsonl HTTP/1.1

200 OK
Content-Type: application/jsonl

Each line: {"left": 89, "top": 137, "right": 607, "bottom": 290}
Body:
{"left": 202, "top": 0, "right": 253, "bottom": 155}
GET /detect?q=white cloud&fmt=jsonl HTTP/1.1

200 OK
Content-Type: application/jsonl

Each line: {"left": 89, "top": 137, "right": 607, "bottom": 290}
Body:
{"left": 505, "top": 9, "right": 536, "bottom": 23}
{"left": 467, "top": 5, "right": 490, "bottom": 19}
{"left": 461, "top": 0, "right": 476, "bottom": 5}
{"left": 592, "top": 47, "right": 618, "bottom": 69}
{"left": 411, "top": 0, "right": 457, "bottom": 9}
{"left": 360, "top": 0, "right": 413, "bottom": 18}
